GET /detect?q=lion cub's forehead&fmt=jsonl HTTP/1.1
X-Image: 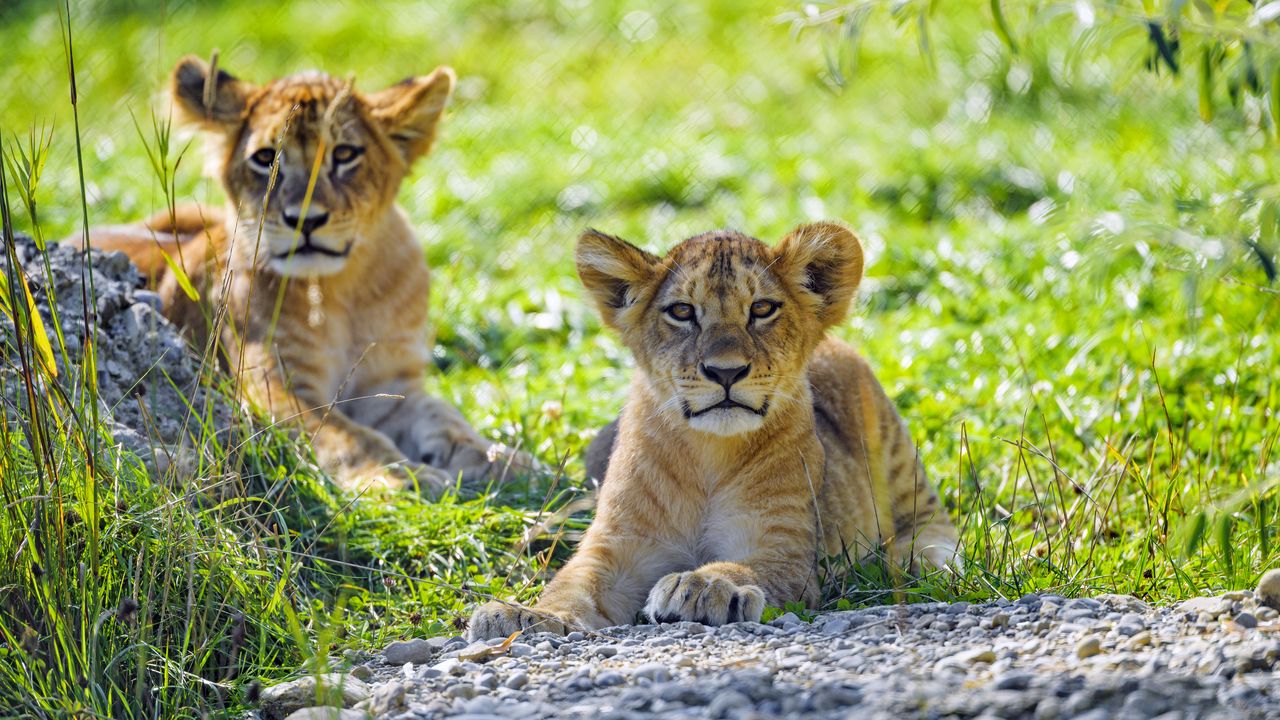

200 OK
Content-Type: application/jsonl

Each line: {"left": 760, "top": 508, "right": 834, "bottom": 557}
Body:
{"left": 661, "top": 231, "right": 777, "bottom": 298}
{"left": 246, "top": 72, "right": 364, "bottom": 139}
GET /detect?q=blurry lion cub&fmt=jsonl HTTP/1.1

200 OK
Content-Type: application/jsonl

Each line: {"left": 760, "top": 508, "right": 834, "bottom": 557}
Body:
{"left": 72, "top": 57, "right": 532, "bottom": 493}
{"left": 469, "top": 222, "right": 959, "bottom": 637}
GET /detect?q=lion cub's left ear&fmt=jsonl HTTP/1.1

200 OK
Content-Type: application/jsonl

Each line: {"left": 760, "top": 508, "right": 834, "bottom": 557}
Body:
{"left": 776, "top": 222, "right": 864, "bottom": 329}
{"left": 368, "top": 67, "right": 456, "bottom": 164}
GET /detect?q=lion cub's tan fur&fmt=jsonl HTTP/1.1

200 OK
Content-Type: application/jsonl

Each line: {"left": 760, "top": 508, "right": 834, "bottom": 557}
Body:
{"left": 72, "top": 57, "right": 528, "bottom": 493}
{"left": 469, "top": 222, "right": 958, "bottom": 637}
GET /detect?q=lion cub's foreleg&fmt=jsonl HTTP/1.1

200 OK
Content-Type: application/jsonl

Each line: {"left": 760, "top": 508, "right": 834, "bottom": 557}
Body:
{"left": 469, "top": 444, "right": 822, "bottom": 639}
{"left": 238, "top": 343, "right": 451, "bottom": 495}
{"left": 642, "top": 469, "right": 821, "bottom": 625}
{"left": 469, "top": 521, "right": 682, "bottom": 639}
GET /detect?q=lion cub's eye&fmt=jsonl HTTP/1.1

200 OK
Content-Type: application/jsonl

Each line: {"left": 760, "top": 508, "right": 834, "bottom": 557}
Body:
{"left": 750, "top": 299, "right": 780, "bottom": 320}
{"left": 664, "top": 303, "right": 696, "bottom": 322}
{"left": 332, "top": 144, "right": 364, "bottom": 164}
{"left": 249, "top": 148, "right": 276, "bottom": 171}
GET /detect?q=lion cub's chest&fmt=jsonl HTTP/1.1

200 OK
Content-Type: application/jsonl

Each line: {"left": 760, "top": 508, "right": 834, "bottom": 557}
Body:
{"left": 680, "top": 473, "right": 765, "bottom": 567}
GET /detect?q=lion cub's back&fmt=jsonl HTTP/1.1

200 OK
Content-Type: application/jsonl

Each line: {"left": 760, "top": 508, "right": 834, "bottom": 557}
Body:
{"left": 808, "top": 338, "right": 931, "bottom": 557}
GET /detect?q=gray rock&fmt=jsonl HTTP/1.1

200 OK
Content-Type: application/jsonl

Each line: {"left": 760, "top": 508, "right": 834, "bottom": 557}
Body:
{"left": 630, "top": 662, "right": 671, "bottom": 683}
{"left": 1076, "top": 637, "right": 1103, "bottom": 660}
{"left": 770, "top": 612, "right": 802, "bottom": 628}
{"left": 260, "top": 675, "right": 369, "bottom": 720}
{"left": 1256, "top": 569, "right": 1280, "bottom": 610}
{"left": 708, "top": 689, "right": 751, "bottom": 718}
{"left": 0, "top": 234, "right": 234, "bottom": 470}
{"left": 384, "top": 639, "right": 436, "bottom": 666}
{"left": 504, "top": 671, "right": 529, "bottom": 690}
{"left": 360, "top": 681, "right": 407, "bottom": 716}
{"left": 282, "top": 709, "right": 365, "bottom": 720}
{"left": 595, "top": 670, "right": 625, "bottom": 687}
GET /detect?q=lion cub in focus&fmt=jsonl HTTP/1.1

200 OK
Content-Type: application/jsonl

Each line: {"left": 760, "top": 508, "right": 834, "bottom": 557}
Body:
{"left": 469, "top": 222, "right": 959, "bottom": 638}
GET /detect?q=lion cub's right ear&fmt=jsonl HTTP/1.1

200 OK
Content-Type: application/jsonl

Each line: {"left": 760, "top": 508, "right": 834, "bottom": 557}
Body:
{"left": 576, "top": 229, "right": 660, "bottom": 330}
{"left": 171, "top": 55, "right": 255, "bottom": 129}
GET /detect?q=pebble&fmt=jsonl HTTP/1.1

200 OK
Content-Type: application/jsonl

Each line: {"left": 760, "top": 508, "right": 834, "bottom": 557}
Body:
{"left": 354, "top": 590, "right": 1280, "bottom": 719}
{"left": 1232, "top": 611, "right": 1258, "bottom": 629}
{"left": 383, "top": 638, "right": 436, "bottom": 666}
{"left": 630, "top": 662, "right": 671, "bottom": 683}
{"left": 1256, "top": 569, "right": 1280, "bottom": 609}
{"left": 1076, "top": 636, "right": 1103, "bottom": 659}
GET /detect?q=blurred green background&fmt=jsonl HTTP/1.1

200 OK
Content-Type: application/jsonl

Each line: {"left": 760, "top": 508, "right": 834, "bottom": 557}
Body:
{"left": 2, "top": 0, "right": 1279, "bottom": 714}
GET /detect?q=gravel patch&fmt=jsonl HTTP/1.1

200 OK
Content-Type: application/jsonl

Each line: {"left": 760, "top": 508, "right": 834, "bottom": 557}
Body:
{"left": 338, "top": 587, "right": 1280, "bottom": 719}
{"left": 1, "top": 234, "right": 231, "bottom": 464}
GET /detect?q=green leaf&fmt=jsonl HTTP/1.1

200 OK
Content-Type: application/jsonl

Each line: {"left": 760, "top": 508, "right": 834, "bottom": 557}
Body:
{"left": 0, "top": 268, "right": 58, "bottom": 378}
{"left": 1185, "top": 511, "right": 1207, "bottom": 556}
{"left": 1199, "top": 47, "right": 1215, "bottom": 122}
{"left": 990, "top": 0, "right": 1018, "bottom": 54}
{"left": 156, "top": 244, "right": 200, "bottom": 303}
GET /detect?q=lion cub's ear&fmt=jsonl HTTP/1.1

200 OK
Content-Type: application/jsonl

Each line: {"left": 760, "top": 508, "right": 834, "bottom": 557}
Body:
{"left": 775, "top": 222, "right": 864, "bottom": 329}
{"left": 171, "top": 55, "right": 255, "bottom": 129}
{"left": 368, "top": 67, "right": 456, "bottom": 164}
{"left": 576, "top": 229, "right": 660, "bottom": 330}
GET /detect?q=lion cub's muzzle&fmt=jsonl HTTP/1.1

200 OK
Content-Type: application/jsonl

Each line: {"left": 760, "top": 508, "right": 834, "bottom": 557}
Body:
{"left": 679, "top": 362, "right": 771, "bottom": 436}
{"left": 264, "top": 207, "right": 355, "bottom": 275}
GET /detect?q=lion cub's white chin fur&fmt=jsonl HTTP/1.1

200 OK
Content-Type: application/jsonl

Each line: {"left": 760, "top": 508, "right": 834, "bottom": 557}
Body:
{"left": 266, "top": 254, "right": 349, "bottom": 277}
{"left": 685, "top": 406, "right": 766, "bottom": 436}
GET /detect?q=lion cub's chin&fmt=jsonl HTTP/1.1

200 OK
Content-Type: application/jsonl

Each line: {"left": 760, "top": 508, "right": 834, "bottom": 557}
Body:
{"left": 267, "top": 254, "right": 350, "bottom": 277}
{"left": 686, "top": 407, "right": 767, "bottom": 437}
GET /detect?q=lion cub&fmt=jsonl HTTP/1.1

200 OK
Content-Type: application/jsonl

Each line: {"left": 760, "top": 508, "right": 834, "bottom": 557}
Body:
{"left": 468, "top": 222, "right": 959, "bottom": 637}
{"left": 73, "top": 57, "right": 531, "bottom": 493}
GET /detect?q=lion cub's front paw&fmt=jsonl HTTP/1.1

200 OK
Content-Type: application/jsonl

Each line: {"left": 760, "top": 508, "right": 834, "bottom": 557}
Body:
{"left": 644, "top": 571, "right": 766, "bottom": 626}
{"left": 344, "top": 461, "right": 451, "bottom": 498}
{"left": 467, "top": 601, "right": 570, "bottom": 642}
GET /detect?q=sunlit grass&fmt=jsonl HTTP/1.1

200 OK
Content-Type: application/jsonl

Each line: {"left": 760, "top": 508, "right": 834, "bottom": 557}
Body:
{"left": 1, "top": 0, "right": 1279, "bottom": 716}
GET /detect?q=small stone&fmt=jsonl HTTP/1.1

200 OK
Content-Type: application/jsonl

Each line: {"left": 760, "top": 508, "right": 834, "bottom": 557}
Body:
{"left": 949, "top": 647, "right": 996, "bottom": 665}
{"left": 992, "top": 671, "right": 1034, "bottom": 691}
{"left": 594, "top": 645, "right": 619, "bottom": 658}
{"left": 1076, "top": 636, "right": 1103, "bottom": 659}
{"left": 363, "top": 681, "right": 408, "bottom": 716}
{"left": 505, "top": 671, "right": 529, "bottom": 690}
{"left": 507, "top": 642, "right": 534, "bottom": 658}
{"left": 595, "top": 670, "right": 625, "bottom": 687}
{"left": 631, "top": 662, "right": 671, "bottom": 683}
{"left": 283, "top": 709, "right": 364, "bottom": 720}
{"left": 708, "top": 689, "right": 751, "bottom": 718}
{"left": 1126, "top": 631, "right": 1154, "bottom": 649}
{"left": 383, "top": 638, "right": 435, "bottom": 666}
{"left": 1116, "top": 613, "right": 1146, "bottom": 636}
{"left": 821, "top": 619, "right": 851, "bottom": 635}
{"left": 1233, "top": 611, "right": 1258, "bottom": 629}
{"left": 444, "top": 684, "right": 474, "bottom": 699}
{"left": 1256, "top": 570, "right": 1280, "bottom": 609}
{"left": 431, "top": 658, "right": 464, "bottom": 676}
{"left": 474, "top": 673, "right": 498, "bottom": 691}
{"left": 565, "top": 631, "right": 585, "bottom": 642}
{"left": 770, "top": 612, "right": 802, "bottom": 628}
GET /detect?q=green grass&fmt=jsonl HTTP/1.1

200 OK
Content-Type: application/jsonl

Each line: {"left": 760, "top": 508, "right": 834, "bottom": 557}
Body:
{"left": 2, "top": 0, "right": 1279, "bottom": 716}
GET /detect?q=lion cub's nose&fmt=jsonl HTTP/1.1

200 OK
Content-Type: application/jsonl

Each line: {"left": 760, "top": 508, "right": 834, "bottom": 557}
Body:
{"left": 701, "top": 363, "right": 751, "bottom": 389}
{"left": 282, "top": 208, "right": 330, "bottom": 236}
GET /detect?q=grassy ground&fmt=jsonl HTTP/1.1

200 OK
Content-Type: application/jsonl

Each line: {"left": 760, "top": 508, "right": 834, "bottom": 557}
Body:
{"left": 1, "top": 0, "right": 1278, "bottom": 716}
